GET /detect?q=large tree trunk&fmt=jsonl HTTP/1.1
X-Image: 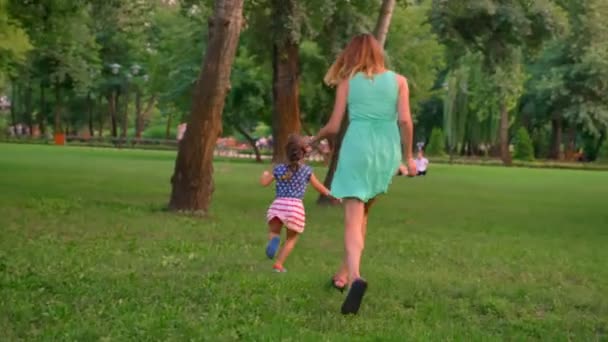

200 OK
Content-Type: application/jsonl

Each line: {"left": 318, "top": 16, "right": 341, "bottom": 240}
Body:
{"left": 499, "top": 101, "right": 512, "bottom": 166}
{"left": 373, "top": 0, "right": 397, "bottom": 47}
{"left": 234, "top": 123, "right": 262, "bottom": 163}
{"left": 271, "top": 0, "right": 301, "bottom": 163}
{"left": 318, "top": 4, "right": 395, "bottom": 205}
{"left": 168, "top": 0, "right": 244, "bottom": 214}
{"left": 550, "top": 114, "right": 562, "bottom": 160}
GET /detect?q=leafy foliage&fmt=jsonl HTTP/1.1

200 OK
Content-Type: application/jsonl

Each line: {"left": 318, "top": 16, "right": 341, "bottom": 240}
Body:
{"left": 426, "top": 127, "right": 446, "bottom": 156}
{"left": 513, "top": 127, "right": 534, "bottom": 161}
{"left": 597, "top": 139, "right": 608, "bottom": 164}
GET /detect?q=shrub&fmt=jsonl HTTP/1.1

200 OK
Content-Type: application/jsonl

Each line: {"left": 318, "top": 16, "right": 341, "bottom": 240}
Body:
{"left": 597, "top": 139, "right": 608, "bottom": 164}
{"left": 514, "top": 127, "right": 535, "bottom": 161}
{"left": 425, "top": 128, "right": 446, "bottom": 156}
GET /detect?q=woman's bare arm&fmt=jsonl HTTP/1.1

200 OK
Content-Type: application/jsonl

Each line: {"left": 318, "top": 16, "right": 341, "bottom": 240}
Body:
{"left": 397, "top": 75, "right": 414, "bottom": 162}
{"left": 312, "top": 80, "right": 349, "bottom": 146}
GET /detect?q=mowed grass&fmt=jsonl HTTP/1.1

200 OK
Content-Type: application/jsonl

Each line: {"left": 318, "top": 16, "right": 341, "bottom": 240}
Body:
{"left": 1, "top": 144, "right": 607, "bottom": 341}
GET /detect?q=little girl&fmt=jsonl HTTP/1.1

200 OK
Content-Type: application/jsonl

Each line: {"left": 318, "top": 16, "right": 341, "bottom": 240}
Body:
{"left": 259, "top": 135, "right": 332, "bottom": 272}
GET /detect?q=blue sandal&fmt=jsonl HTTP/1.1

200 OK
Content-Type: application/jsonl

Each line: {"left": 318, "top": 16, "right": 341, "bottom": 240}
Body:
{"left": 265, "top": 236, "right": 280, "bottom": 259}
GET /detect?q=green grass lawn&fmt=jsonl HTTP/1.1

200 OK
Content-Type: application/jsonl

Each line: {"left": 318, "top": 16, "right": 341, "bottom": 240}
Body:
{"left": 1, "top": 144, "right": 607, "bottom": 341}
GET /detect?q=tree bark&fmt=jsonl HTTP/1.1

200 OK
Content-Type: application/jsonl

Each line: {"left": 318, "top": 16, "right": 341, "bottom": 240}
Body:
{"left": 373, "top": 0, "right": 397, "bottom": 47}
{"left": 88, "top": 93, "right": 94, "bottom": 138}
{"left": 38, "top": 83, "right": 46, "bottom": 135}
{"left": 499, "top": 101, "right": 512, "bottom": 166}
{"left": 10, "top": 80, "right": 17, "bottom": 128}
{"left": 121, "top": 83, "right": 130, "bottom": 143}
{"left": 317, "top": 114, "right": 348, "bottom": 205}
{"left": 234, "top": 123, "right": 262, "bottom": 162}
{"left": 550, "top": 114, "right": 562, "bottom": 160}
{"left": 168, "top": 0, "right": 244, "bottom": 214}
{"left": 53, "top": 85, "right": 62, "bottom": 133}
{"left": 24, "top": 81, "right": 33, "bottom": 134}
{"left": 271, "top": 0, "right": 301, "bottom": 163}
{"left": 109, "top": 91, "right": 118, "bottom": 138}
{"left": 565, "top": 125, "right": 576, "bottom": 160}
{"left": 98, "top": 95, "right": 105, "bottom": 137}
{"left": 165, "top": 112, "right": 173, "bottom": 139}
{"left": 135, "top": 93, "right": 155, "bottom": 139}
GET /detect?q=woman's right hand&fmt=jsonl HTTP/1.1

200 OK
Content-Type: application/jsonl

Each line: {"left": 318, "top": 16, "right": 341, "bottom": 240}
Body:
{"left": 407, "top": 158, "right": 417, "bottom": 177}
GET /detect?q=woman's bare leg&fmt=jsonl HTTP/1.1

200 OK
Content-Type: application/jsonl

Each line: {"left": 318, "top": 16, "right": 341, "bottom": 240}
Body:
{"left": 334, "top": 198, "right": 376, "bottom": 285}
{"left": 342, "top": 199, "right": 366, "bottom": 283}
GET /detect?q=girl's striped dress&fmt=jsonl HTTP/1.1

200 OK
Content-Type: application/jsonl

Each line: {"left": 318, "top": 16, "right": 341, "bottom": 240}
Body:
{"left": 266, "top": 164, "right": 312, "bottom": 233}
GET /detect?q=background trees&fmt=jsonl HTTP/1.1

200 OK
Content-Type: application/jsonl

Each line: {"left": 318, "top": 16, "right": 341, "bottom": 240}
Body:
{"left": 2, "top": 0, "right": 607, "bottom": 211}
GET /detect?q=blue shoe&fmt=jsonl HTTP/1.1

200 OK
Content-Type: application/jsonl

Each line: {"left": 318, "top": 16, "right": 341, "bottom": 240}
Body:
{"left": 265, "top": 236, "right": 280, "bottom": 259}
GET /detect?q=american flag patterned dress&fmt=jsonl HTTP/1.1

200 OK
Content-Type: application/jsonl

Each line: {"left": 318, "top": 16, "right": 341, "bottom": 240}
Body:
{"left": 266, "top": 164, "right": 312, "bottom": 233}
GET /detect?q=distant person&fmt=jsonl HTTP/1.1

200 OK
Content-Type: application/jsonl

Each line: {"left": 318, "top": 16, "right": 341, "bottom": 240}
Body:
{"left": 415, "top": 151, "right": 429, "bottom": 176}
{"left": 259, "top": 135, "right": 334, "bottom": 273}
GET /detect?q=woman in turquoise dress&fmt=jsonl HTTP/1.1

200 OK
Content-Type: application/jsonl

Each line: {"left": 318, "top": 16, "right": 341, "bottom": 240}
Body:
{"left": 312, "top": 34, "right": 416, "bottom": 314}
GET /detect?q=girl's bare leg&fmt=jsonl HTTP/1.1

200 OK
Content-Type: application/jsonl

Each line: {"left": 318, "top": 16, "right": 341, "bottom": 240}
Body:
{"left": 275, "top": 228, "right": 300, "bottom": 267}
{"left": 268, "top": 217, "right": 282, "bottom": 240}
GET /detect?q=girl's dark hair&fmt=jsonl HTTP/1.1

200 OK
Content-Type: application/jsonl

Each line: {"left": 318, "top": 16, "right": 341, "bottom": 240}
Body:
{"left": 281, "top": 134, "right": 306, "bottom": 180}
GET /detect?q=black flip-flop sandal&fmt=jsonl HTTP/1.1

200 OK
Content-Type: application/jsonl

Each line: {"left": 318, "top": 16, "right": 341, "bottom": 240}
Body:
{"left": 341, "top": 278, "right": 368, "bottom": 315}
{"left": 330, "top": 276, "right": 347, "bottom": 293}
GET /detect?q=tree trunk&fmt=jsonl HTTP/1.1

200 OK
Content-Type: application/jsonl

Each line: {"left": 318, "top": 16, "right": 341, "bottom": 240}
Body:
{"left": 134, "top": 92, "right": 154, "bottom": 139}
{"left": 165, "top": 112, "right": 173, "bottom": 139}
{"left": 53, "top": 85, "right": 62, "bottom": 133}
{"left": 318, "top": 6, "right": 394, "bottom": 205}
{"left": 109, "top": 91, "right": 118, "bottom": 138}
{"left": 121, "top": 83, "right": 130, "bottom": 143}
{"left": 10, "top": 80, "right": 17, "bottom": 127}
{"left": 499, "top": 101, "right": 512, "bottom": 166}
{"left": 565, "top": 125, "right": 577, "bottom": 160}
{"left": 168, "top": 0, "right": 244, "bottom": 214}
{"left": 98, "top": 95, "right": 105, "bottom": 138}
{"left": 550, "top": 114, "right": 562, "bottom": 160}
{"left": 234, "top": 123, "right": 262, "bottom": 162}
{"left": 373, "top": 0, "right": 396, "bottom": 47}
{"left": 38, "top": 83, "right": 46, "bottom": 135}
{"left": 88, "top": 93, "right": 94, "bottom": 138}
{"left": 24, "top": 81, "right": 33, "bottom": 135}
{"left": 317, "top": 114, "right": 348, "bottom": 205}
{"left": 271, "top": 0, "right": 301, "bottom": 163}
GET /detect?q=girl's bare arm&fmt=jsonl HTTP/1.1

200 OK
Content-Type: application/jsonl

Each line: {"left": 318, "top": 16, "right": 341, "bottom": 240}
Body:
{"left": 260, "top": 170, "right": 274, "bottom": 187}
{"left": 309, "top": 173, "right": 331, "bottom": 196}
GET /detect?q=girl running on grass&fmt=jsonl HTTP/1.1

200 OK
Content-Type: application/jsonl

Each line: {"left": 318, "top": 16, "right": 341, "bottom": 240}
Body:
{"left": 259, "top": 134, "right": 334, "bottom": 273}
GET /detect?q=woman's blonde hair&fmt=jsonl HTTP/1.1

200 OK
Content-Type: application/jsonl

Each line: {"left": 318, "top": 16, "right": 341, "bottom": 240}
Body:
{"left": 324, "top": 33, "right": 386, "bottom": 86}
